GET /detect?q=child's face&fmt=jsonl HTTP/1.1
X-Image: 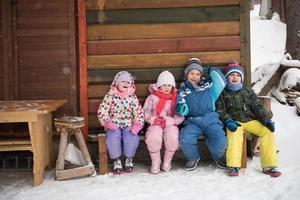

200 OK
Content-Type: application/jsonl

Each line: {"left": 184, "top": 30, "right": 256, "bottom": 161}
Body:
{"left": 117, "top": 81, "right": 131, "bottom": 93}
{"left": 187, "top": 69, "right": 202, "bottom": 86}
{"left": 158, "top": 84, "right": 173, "bottom": 94}
{"left": 227, "top": 72, "right": 242, "bottom": 84}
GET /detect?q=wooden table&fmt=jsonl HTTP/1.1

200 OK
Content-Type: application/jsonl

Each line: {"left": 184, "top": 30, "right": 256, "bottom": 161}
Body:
{"left": 0, "top": 100, "right": 66, "bottom": 186}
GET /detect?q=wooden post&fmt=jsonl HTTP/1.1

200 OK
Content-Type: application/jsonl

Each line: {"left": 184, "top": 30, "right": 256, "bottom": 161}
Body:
{"left": 78, "top": 0, "right": 89, "bottom": 141}
{"left": 98, "top": 134, "right": 109, "bottom": 175}
{"left": 241, "top": 132, "right": 247, "bottom": 168}
{"left": 240, "top": 0, "right": 251, "bottom": 87}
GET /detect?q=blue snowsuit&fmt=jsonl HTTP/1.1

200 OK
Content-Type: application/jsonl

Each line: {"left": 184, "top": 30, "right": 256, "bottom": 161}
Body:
{"left": 175, "top": 68, "right": 227, "bottom": 161}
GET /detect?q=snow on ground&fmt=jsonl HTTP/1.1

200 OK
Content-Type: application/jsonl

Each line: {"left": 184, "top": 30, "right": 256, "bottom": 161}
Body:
{"left": 1, "top": 4, "right": 300, "bottom": 200}
{"left": 250, "top": 5, "right": 286, "bottom": 73}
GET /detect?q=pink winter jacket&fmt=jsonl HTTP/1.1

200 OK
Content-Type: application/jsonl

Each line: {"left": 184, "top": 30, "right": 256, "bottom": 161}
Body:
{"left": 143, "top": 84, "right": 184, "bottom": 127}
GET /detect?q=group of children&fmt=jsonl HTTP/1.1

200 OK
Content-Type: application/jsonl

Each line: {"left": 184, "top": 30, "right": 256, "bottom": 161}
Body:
{"left": 97, "top": 58, "right": 281, "bottom": 177}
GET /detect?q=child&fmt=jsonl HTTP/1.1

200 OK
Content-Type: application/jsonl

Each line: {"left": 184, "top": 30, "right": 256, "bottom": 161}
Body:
{"left": 216, "top": 62, "right": 281, "bottom": 177}
{"left": 143, "top": 71, "right": 184, "bottom": 174}
{"left": 97, "top": 71, "right": 144, "bottom": 174}
{"left": 175, "top": 58, "right": 227, "bottom": 171}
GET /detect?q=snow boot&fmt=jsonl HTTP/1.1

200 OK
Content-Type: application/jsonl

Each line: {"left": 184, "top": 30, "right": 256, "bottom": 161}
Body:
{"left": 124, "top": 157, "right": 133, "bottom": 173}
{"left": 162, "top": 150, "right": 175, "bottom": 172}
{"left": 113, "top": 158, "right": 123, "bottom": 175}
{"left": 263, "top": 167, "right": 281, "bottom": 177}
{"left": 150, "top": 151, "right": 161, "bottom": 174}
{"left": 184, "top": 158, "right": 200, "bottom": 171}
{"left": 215, "top": 154, "right": 227, "bottom": 169}
{"left": 228, "top": 167, "right": 239, "bottom": 176}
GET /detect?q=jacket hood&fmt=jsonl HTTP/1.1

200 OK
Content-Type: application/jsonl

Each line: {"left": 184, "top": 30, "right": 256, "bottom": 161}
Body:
{"left": 109, "top": 71, "right": 136, "bottom": 96}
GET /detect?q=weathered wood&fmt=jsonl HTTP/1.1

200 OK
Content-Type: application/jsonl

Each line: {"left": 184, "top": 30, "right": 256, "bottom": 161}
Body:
{"left": 78, "top": 0, "right": 89, "bottom": 140}
{"left": 88, "top": 83, "right": 150, "bottom": 98}
{"left": 88, "top": 36, "right": 240, "bottom": 55}
{"left": 1, "top": 0, "right": 14, "bottom": 100}
{"left": 88, "top": 67, "right": 186, "bottom": 84}
{"left": 87, "top": 6, "right": 240, "bottom": 24}
{"left": 0, "top": 139, "right": 32, "bottom": 152}
{"left": 55, "top": 116, "right": 96, "bottom": 180}
{"left": 240, "top": 0, "right": 251, "bottom": 87}
{"left": 89, "top": 114, "right": 100, "bottom": 128}
{"left": 56, "top": 165, "right": 95, "bottom": 180}
{"left": 258, "top": 66, "right": 285, "bottom": 96}
{"left": 0, "top": 100, "right": 65, "bottom": 186}
{"left": 241, "top": 132, "right": 247, "bottom": 168}
{"left": 56, "top": 130, "right": 68, "bottom": 170}
{"left": 98, "top": 134, "right": 108, "bottom": 175}
{"left": 87, "top": 0, "right": 240, "bottom": 10}
{"left": 88, "top": 22, "right": 240, "bottom": 40}
{"left": 88, "top": 51, "right": 240, "bottom": 69}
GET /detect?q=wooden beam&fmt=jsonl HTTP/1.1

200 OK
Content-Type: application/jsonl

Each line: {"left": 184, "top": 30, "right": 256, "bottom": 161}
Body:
{"left": 258, "top": 66, "right": 285, "bottom": 96}
{"left": 88, "top": 36, "right": 240, "bottom": 55}
{"left": 88, "top": 51, "right": 241, "bottom": 69}
{"left": 240, "top": 0, "right": 251, "bottom": 87}
{"left": 88, "top": 83, "right": 150, "bottom": 98}
{"left": 78, "top": 0, "right": 88, "bottom": 140}
{"left": 87, "top": 6, "right": 240, "bottom": 24}
{"left": 88, "top": 21, "right": 240, "bottom": 40}
{"left": 86, "top": 0, "right": 240, "bottom": 10}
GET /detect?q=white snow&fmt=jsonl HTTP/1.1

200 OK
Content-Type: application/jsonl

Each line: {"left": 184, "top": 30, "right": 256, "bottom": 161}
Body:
{"left": 1, "top": 4, "right": 300, "bottom": 200}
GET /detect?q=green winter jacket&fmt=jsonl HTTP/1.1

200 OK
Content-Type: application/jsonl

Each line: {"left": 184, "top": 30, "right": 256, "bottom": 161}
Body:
{"left": 216, "top": 87, "right": 269, "bottom": 123}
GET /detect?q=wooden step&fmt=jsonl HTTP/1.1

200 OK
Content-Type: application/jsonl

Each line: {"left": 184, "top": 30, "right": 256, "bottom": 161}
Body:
{"left": 0, "top": 139, "right": 32, "bottom": 152}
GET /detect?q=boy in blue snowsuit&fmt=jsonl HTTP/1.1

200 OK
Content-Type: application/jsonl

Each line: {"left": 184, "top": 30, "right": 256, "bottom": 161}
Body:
{"left": 175, "top": 58, "right": 227, "bottom": 171}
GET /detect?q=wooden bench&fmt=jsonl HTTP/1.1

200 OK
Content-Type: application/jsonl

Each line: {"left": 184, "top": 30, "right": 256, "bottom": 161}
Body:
{"left": 97, "top": 96, "right": 271, "bottom": 174}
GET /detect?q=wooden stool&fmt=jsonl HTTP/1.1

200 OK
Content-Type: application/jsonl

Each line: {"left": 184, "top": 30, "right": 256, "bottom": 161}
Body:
{"left": 55, "top": 116, "right": 96, "bottom": 180}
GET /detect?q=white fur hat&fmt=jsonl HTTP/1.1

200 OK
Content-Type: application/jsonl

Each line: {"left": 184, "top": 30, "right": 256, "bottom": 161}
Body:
{"left": 156, "top": 70, "right": 176, "bottom": 88}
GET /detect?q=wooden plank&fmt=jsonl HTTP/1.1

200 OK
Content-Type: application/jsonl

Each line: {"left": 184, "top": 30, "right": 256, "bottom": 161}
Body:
{"left": 258, "top": 66, "right": 285, "bottom": 96}
{"left": 0, "top": 139, "right": 31, "bottom": 145}
{"left": 87, "top": 6, "right": 240, "bottom": 24}
{"left": 67, "top": 0, "right": 77, "bottom": 117}
{"left": 88, "top": 83, "right": 150, "bottom": 98}
{"left": 88, "top": 51, "right": 240, "bottom": 69}
{"left": 98, "top": 134, "right": 108, "bottom": 175}
{"left": 88, "top": 21, "right": 240, "bottom": 40}
{"left": 0, "top": 144, "right": 32, "bottom": 152}
{"left": 88, "top": 67, "right": 186, "bottom": 84}
{"left": 89, "top": 114, "right": 100, "bottom": 128}
{"left": 240, "top": 0, "right": 251, "bottom": 87}
{"left": 86, "top": 0, "right": 240, "bottom": 10}
{"left": 88, "top": 36, "right": 240, "bottom": 55}
{"left": 56, "top": 165, "right": 95, "bottom": 180}
{"left": 78, "top": 0, "right": 89, "bottom": 141}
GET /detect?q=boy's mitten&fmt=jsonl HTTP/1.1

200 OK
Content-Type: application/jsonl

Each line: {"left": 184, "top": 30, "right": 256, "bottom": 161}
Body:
{"left": 103, "top": 120, "right": 118, "bottom": 131}
{"left": 131, "top": 123, "right": 143, "bottom": 134}
{"left": 225, "top": 119, "right": 240, "bottom": 132}
{"left": 262, "top": 119, "right": 275, "bottom": 132}
{"left": 178, "top": 103, "right": 189, "bottom": 116}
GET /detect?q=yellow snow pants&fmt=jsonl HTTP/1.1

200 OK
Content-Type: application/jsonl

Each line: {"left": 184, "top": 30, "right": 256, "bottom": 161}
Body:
{"left": 226, "top": 120, "right": 278, "bottom": 168}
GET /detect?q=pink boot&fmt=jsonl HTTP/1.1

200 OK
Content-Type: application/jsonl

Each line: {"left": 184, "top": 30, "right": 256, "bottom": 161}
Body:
{"left": 162, "top": 150, "right": 175, "bottom": 172}
{"left": 150, "top": 151, "right": 161, "bottom": 174}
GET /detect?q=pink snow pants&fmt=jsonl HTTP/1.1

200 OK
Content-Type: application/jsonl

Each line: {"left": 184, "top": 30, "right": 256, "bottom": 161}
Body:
{"left": 145, "top": 125, "right": 179, "bottom": 153}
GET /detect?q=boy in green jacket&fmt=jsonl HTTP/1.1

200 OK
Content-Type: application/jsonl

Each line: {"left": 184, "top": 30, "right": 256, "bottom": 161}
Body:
{"left": 216, "top": 62, "right": 281, "bottom": 177}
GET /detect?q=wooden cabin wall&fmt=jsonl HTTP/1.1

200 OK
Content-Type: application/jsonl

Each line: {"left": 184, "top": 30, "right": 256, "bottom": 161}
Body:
{"left": 0, "top": 1, "right": 4, "bottom": 100}
{"left": 85, "top": 0, "right": 250, "bottom": 132}
{"left": 0, "top": 0, "right": 77, "bottom": 116}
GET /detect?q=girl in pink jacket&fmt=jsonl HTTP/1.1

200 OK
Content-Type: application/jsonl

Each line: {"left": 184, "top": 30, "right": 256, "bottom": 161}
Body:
{"left": 143, "top": 71, "right": 184, "bottom": 174}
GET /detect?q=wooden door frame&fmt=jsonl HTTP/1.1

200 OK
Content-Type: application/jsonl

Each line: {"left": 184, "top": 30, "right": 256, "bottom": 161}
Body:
{"left": 78, "top": 0, "right": 88, "bottom": 140}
